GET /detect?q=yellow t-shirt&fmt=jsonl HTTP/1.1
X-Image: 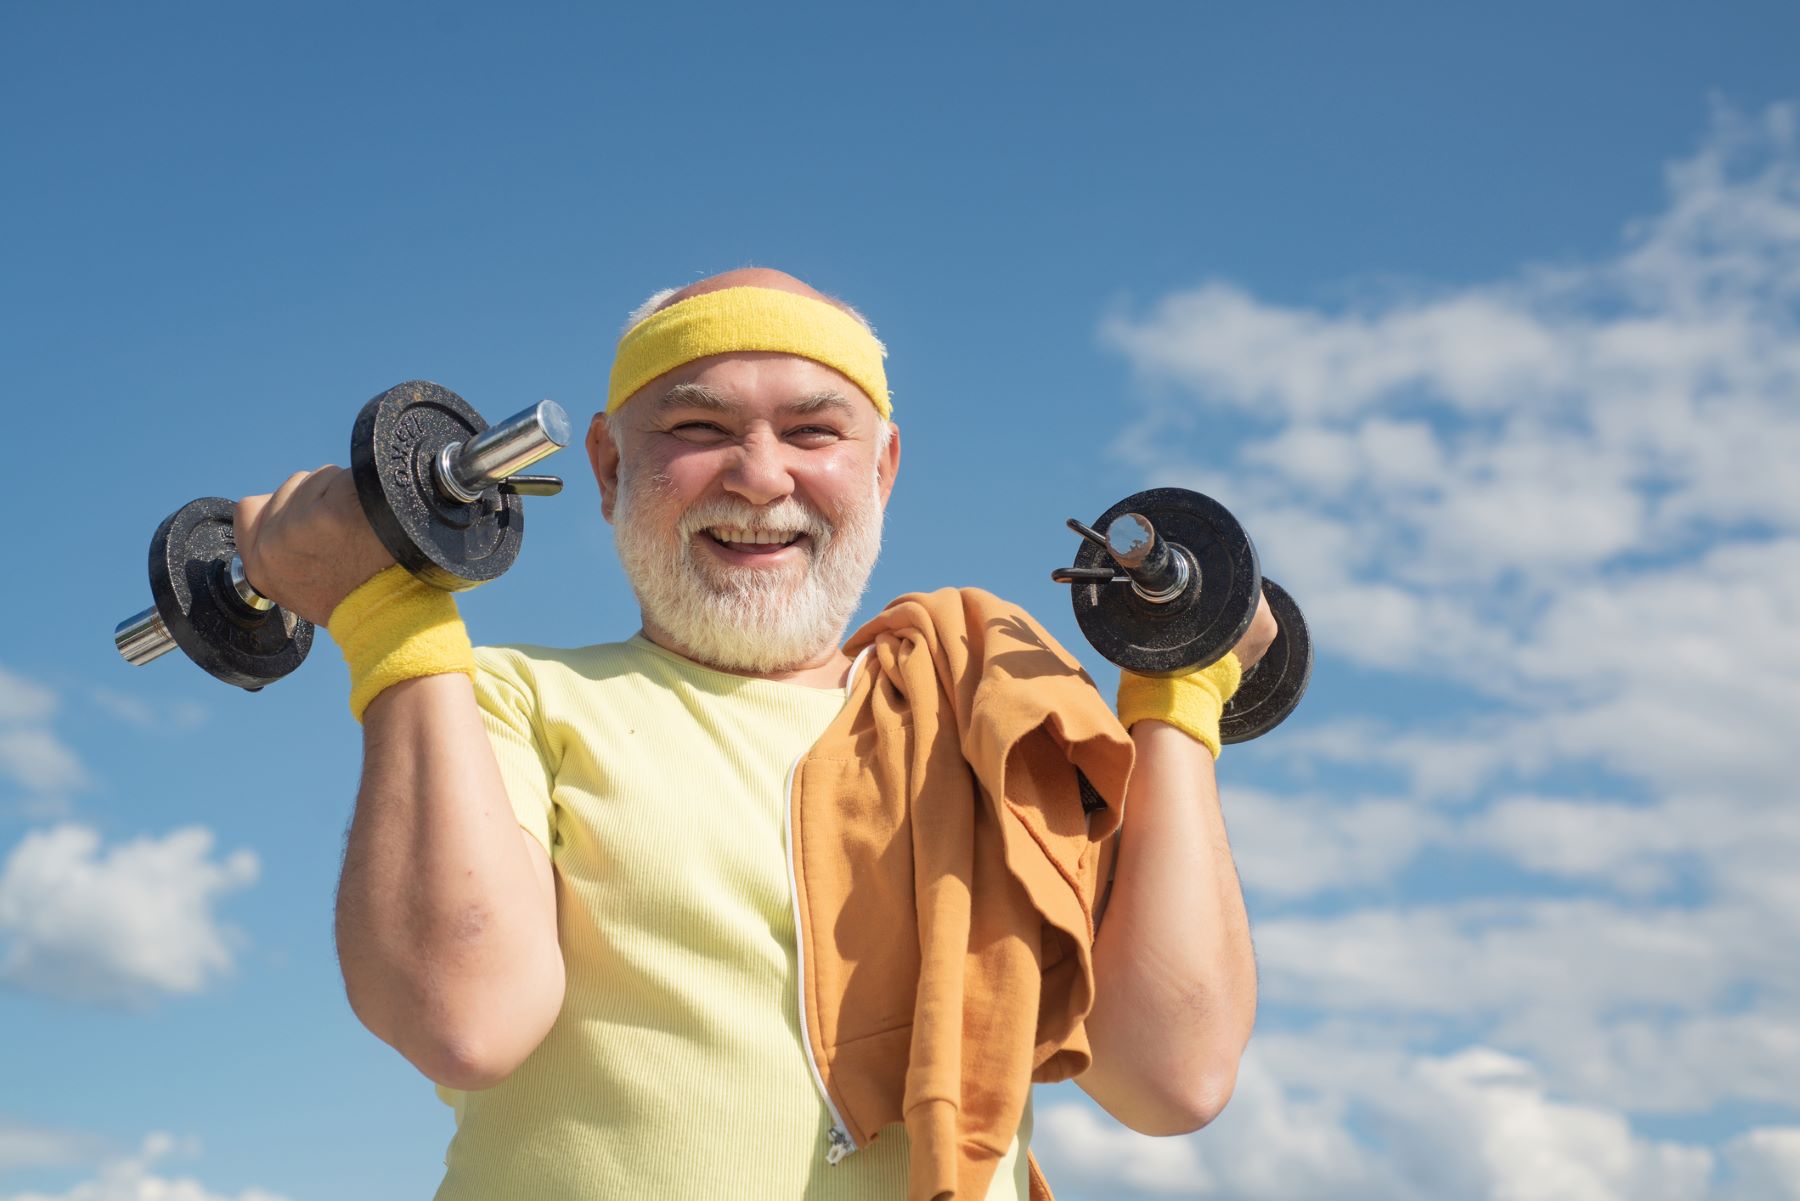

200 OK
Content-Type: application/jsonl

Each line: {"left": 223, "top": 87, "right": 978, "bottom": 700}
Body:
{"left": 434, "top": 634, "right": 1032, "bottom": 1200}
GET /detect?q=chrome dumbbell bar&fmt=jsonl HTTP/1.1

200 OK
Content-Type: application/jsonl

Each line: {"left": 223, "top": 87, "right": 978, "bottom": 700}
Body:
{"left": 115, "top": 397, "right": 571, "bottom": 671}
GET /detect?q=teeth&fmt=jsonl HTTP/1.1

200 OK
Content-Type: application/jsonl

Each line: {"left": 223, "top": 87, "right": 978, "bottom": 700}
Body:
{"left": 709, "top": 527, "right": 800, "bottom": 545}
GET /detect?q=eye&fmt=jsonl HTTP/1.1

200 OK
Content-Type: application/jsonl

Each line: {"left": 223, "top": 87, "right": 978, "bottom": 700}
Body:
{"left": 788, "top": 424, "right": 842, "bottom": 443}
{"left": 667, "top": 420, "right": 730, "bottom": 440}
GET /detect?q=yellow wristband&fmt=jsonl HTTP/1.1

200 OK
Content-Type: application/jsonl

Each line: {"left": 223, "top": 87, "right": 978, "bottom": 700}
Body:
{"left": 1115, "top": 655, "right": 1244, "bottom": 759}
{"left": 326, "top": 565, "right": 476, "bottom": 722}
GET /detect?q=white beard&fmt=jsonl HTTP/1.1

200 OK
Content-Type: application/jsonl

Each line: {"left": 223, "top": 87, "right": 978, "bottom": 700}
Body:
{"left": 611, "top": 466, "right": 885, "bottom": 673}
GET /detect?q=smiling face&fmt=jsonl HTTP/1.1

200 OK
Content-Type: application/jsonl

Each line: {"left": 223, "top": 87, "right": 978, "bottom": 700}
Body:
{"left": 588, "top": 351, "right": 901, "bottom": 676}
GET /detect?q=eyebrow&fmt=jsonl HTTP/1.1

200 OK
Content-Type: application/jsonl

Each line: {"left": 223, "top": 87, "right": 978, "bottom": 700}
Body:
{"left": 788, "top": 391, "right": 857, "bottom": 418}
{"left": 652, "top": 383, "right": 733, "bottom": 414}
{"left": 651, "top": 383, "right": 858, "bottom": 419}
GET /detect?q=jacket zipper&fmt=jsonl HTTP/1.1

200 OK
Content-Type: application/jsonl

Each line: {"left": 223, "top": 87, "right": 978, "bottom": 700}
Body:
{"left": 784, "top": 753, "right": 857, "bottom": 1164}
{"left": 783, "top": 646, "right": 871, "bottom": 1167}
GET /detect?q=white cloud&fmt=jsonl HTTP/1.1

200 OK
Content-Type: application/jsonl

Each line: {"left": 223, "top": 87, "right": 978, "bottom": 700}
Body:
{"left": 0, "top": 825, "right": 258, "bottom": 1006}
{"left": 0, "top": 730, "right": 89, "bottom": 799}
{"left": 1723, "top": 1128, "right": 1800, "bottom": 1201}
{"left": 1363, "top": 1048, "right": 1716, "bottom": 1201}
{"left": 0, "top": 665, "right": 88, "bottom": 805}
{"left": 1039, "top": 1046, "right": 1783, "bottom": 1201}
{"left": 1254, "top": 899, "right": 1733, "bottom": 1018}
{"left": 1251, "top": 888, "right": 1800, "bottom": 1114}
{"left": 0, "top": 1133, "right": 289, "bottom": 1201}
{"left": 1225, "top": 787, "right": 1448, "bottom": 899}
{"left": 1496, "top": 1006, "right": 1800, "bottom": 1117}
{"left": 1458, "top": 790, "right": 1800, "bottom": 912}
{"left": 0, "top": 667, "right": 58, "bottom": 725}
{"left": 1103, "top": 101, "right": 1800, "bottom": 707}
{"left": 1098, "top": 100, "right": 1800, "bottom": 1190}
{"left": 1034, "top": 1102, "right": 1215, "bottom": 1195}
{"left": 0, "top": 1119, "right": 107, "bottom": 1174}
{"left": 1268, "top": 718, "right": 1523, "bottom": 801}
{"left": 0, "top": 669, "right": 206, "bottom": 809}
{"left": 1460, "top": 793, "right": 1698, "bottom": 894}
{"left": 84, "top": 689, "right": 206, "bottom": 733}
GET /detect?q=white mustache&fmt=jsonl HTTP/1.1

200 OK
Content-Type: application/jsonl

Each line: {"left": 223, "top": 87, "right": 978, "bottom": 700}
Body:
{"left": 677, "top": 499, "right": 834, "bottom": 550}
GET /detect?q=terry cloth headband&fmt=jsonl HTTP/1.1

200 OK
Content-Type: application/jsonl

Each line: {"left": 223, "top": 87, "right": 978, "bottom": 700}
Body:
{"left": 606, "top": 286, "right": 891, "bottom": 420}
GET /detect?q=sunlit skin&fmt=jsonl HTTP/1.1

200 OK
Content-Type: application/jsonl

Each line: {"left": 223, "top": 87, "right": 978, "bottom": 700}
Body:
{"left": 226, "top": 264, "right": 1271, "bottom": 1130}
{"left": 587, "top": 350, "right": 900, "bottom": 690}
{"left": 586, "top": 273, "right": 1269, "bottom": 1134}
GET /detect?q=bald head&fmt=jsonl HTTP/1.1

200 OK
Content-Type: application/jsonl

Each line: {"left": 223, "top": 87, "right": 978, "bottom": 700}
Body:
{"left": 666, "top": 267, "right": 832, "bottom": 309}
{"left": 623, "top": 268, "right": 878, "bottom": 337}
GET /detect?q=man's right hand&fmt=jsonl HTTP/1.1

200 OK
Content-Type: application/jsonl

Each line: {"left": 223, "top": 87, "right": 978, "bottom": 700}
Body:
{"left": 234, "top": 466, "right": 399, "bottom": 628}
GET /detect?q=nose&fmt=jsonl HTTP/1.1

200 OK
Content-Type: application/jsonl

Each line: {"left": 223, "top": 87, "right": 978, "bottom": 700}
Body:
{"left": 722, "top": 429, "right": 796, "bottom": 508}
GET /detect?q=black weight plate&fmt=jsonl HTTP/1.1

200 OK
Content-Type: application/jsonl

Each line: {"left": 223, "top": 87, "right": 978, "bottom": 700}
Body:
{"left": 1220, "top": 578, "right": 1312, "bottom": 744}
{"left": 148, "top": 497, "right": 313, "bottom": 691}
{"left": 1070, "top": 487, "right": 1261, "bottom": 676}
{"left": 350, "top": 381, "right": 525, "bottom": 591}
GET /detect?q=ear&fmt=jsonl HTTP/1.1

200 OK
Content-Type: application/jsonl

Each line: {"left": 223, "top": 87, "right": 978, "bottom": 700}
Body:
{"left": 587, "top": 412, "right": 621, "bottom": 523}
{"left": 876, "top": 421, "right": 901, "bottom": 507}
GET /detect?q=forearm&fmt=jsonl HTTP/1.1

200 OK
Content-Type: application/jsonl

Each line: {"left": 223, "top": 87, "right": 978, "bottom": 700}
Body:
{"left": 1081, "top": 721, "right": 1257, "bottom": 1133}
{"left": 335, "top": 672, "right": 564, "bottom": 1088}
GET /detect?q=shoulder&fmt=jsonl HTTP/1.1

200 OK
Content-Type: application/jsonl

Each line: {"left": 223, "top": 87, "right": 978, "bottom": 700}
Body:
{"left": 854, "top": 587, "right": 1040, "bottom": 638}
{"left": 854, "top": 588, "right": 1069, "bottom": 663}
{"left": 473, "top": 638, "right": 657, "bottom": 699}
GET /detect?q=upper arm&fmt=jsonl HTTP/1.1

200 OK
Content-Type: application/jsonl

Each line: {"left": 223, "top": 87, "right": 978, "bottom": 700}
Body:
{"left": 1092, "top": 829, "right": 1122, "bottom": 932}
{"left": 520, "top": 824, "right": 558, "bottom": 927}
{"left": 472, "top": 648, "right": 558, "bottom": 853}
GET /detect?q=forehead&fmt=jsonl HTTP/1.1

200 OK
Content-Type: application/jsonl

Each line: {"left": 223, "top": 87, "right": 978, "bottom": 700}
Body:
{"left": 621, "top": 352, "right": 879, "bottom": 428}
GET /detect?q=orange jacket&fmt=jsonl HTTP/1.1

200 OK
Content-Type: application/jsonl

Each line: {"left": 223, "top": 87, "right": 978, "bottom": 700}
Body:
{"left": 789, "top": 588, "right": 1136, "bottom": 1201}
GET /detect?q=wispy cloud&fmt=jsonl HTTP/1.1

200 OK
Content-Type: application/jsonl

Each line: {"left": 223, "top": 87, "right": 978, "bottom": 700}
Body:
{"left": 83, "top": 688, "right": 206, "bottom": 734}
{"left": 1089, "top": 99, "right": 1800, "bottom": 1194}
{"left": 0, "top": 825, "right": 258, "bottom": 1007}
{"left": 0, "top": 732, "right": 87, "bottom": 803}
{"left": 0, "top": 667, "right": 87, "bottom": 808}
{"left": 0, "top": 668, "right": 57, "bottom": 726}
{"left": 1038, "top": 1047, "right": 1800, "bottom": 1201}
{"left": 0, "top": 1132, "right": 289, "bottom": 1201}
{"left": 0, "top": 666, "right": 209, "bottom": 817}
{"left": 0, "top": 1119, "right": 108, "bottom": 1175}
{"left": 1034, "top": 1102, "right": 1216, "bottom": 1195}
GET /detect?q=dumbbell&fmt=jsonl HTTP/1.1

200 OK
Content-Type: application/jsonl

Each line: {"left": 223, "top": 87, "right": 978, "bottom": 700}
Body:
{"left": 113, "top": 380, "right": 572, "bottom": 691}
{"left": 1052, "top": 487, "right": 1313, "bottom": 743}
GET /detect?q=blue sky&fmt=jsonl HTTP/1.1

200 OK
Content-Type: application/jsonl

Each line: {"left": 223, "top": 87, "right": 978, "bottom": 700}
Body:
{"left": 3, "top": 4, "right": 1798, "bottom": 1199}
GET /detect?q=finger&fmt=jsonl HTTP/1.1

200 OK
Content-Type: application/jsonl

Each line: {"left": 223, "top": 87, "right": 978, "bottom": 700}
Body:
{"left": 268, "top": 468, "right": 320, "bottom": 508}
{"left": 1233, "top": 595, "right": 1280, "bottom": 671}
{"left": 238, "top": 470, "right": 314, "bottom": 561}
{"left": 233, "top": 493, "right": 271, "bottom": 546}
{"left": 293, "top": 464, "right": 344, "bottom": 504}
{"left": 320, "top": 465, "right": 368, "bottom": 520}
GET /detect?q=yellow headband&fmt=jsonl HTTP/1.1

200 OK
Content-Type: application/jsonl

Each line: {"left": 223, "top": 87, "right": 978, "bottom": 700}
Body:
{"left": 606, "top": 286, "right": 891, "bottom": 419}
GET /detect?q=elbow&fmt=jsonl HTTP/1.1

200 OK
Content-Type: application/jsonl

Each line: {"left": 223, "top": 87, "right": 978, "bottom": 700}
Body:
{"left": 341, "top": 978, "right": 559, "bottom": 1092}
{"left": 1160, "top": 996, "right": 1256, "bottom": 1133}
{"left": 400, "top": 1007, "right": 563, "bottom": 1091}
{"left": 1122, "top": 1055, "right": 1243, "bottom": 1137}
{"left": 337, "top": 934, "right": 566, "bottom": 1092}
{"left": 1085, "top": 1055, "right": 1244, "bottom": 1137}
{"left": 415, "top": 1032, "right": 532, "bottom": 1092}
{"left": 379, "top": 1004, "right": 548, "bottom": 1091}
{"left": 1161, "top": 1061, "right": 1240, "bottom": 1135}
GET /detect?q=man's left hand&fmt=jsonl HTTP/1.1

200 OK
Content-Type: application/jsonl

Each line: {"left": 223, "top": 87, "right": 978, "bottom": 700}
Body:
{"left": 1231, "top": 591, "right": 1279, "bottom": 673}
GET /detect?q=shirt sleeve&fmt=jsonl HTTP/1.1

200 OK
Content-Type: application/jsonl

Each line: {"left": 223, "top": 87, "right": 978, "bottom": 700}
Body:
{"left": 471, "top": 646, "right": 556, "bottom": 856}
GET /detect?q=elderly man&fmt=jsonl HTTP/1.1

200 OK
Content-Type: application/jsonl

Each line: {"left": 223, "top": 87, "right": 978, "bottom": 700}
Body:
{"left": 233, "top": 268, "right": 1266, "bottom": 1200}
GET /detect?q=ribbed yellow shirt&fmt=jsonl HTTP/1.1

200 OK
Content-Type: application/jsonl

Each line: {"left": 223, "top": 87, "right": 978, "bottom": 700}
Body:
{"left": 434, "top": 635, "right": 1031, "bottom": 1200}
